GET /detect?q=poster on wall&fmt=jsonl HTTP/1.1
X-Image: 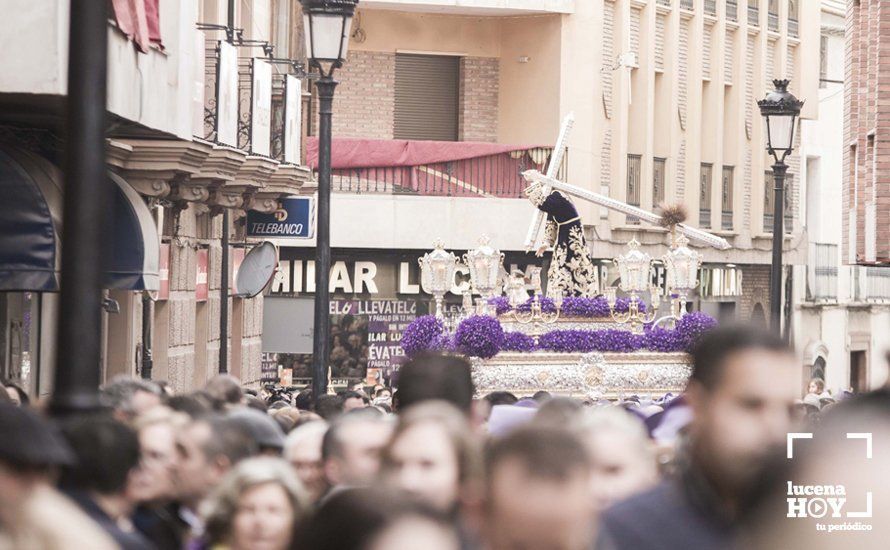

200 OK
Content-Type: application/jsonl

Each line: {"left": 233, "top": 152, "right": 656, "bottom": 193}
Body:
{"left": 196, "top": 248, "right": 208, "bottom": 302}
{"left": 271, "top": 298, "right": 426, "bottom": 387}
{"left": 251, "top": 58, "right": 272, "bottom": 156}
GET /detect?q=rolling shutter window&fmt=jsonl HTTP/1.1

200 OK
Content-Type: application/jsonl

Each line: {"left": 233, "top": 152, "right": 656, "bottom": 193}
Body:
{"left": 394, "top": 54, "right": 460, "bottom": 141}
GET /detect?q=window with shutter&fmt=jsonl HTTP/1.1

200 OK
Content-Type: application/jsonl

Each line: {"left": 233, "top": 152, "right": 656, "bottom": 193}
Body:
{"left": 722, "top": 166, "right": 734, "bottom": 230}
{"left": 700, "top": 164, "right": 713, "bottom": 228}
{"left": 394, "top": 54, "right": 460, "bottom": 141}
{"left": 653, "top": 158, "right": 666, "bottom": 207}
{"left": 627, "top": 155, "right": 642, "bottom": 225}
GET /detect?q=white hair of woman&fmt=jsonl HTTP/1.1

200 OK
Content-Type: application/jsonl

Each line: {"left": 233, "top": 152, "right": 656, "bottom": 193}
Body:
{"left": 202, "top": 456, "right": 308, "bottom": 550}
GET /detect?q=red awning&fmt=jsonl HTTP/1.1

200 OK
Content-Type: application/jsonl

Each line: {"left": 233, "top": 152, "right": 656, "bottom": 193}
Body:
{"left": 305, "top": 137, "right": 545, "bottom": 169}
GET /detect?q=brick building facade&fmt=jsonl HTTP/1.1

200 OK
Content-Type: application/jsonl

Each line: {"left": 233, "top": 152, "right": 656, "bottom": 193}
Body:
{"left": 844, "top": 0, "right": 890, "bottom": 264}
{"left": 330, "top": 50, "right": 500, "bottom": 142}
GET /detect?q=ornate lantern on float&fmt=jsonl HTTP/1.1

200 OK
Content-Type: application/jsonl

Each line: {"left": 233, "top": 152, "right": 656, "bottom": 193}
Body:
{"left": 604, "top": 238, "right": 659, "bottom": 334}
{"left": 662, "top": 233, "right": 702, "bottom": 319}
{"left": 464, "top": 235, "right": 505, "bottom": 314}
{"left": 419, "top": 240, "right": 460, "bottom": 318}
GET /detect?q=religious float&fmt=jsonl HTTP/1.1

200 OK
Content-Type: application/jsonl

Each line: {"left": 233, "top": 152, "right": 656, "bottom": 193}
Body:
{"left": 400, "top": 115, "right": 729, "bottom": 399}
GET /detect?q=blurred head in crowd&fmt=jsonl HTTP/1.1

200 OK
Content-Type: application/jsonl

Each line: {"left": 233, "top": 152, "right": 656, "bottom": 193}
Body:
{"left": 686, "top": 325, "right": 798, "bottom": 503}
{"left": 59, "top": 413, "right": 140, "bottom": 500}
{"left": 807, "top": 378, "right": 825, "bottom": 395}
{"left": 314, "top": 394, "right": 344, "bottom": 420}
{"left": 284, "top": 421, "right": 329, "bottom": 503}
{"left": 0, "top": 403, "right": 74, "bottom": 517}
{"left": 101, "top": 377, "right": 163, "bottom": 422}
{"left": 322, "top": 409, "right": 393, "bottom": 489}
{"left": 2, "top": 380, "right": 28, "bottom": 407}
{"left": 479, "top": 426, "right": 595, "bottom": 550}
{"left": 485, "top": 392, "right": 519, "bottom": 407}
{"left": 205, "top": 375, "right": 244, "bottom": 410}
{"left": 533, "top": 396, "right": 584, "bottom": 428}
{"left": 294, "top": 389, "right": 314, "bottom": 411}
{"left": 292, "top": 488, "right": 458, "bottom": 550}
{"left": 166, "top": 392, "right": 214, "bottom": 418}
{"left": 381, "top": 401, "right": 482, "bottom": 513}
{"left": 176, "top": 415, "right": 257, "bottom": 510}
{"left": 128, "top": 407, "right": 188, "bottom": 504}
{"left": 203, "top": 457, "right": 307, "bottom": 550}
{"left": 577, "top": 408, "right": 658, "bottom": 511}
{"left": 341, "top": 390, "right": 368, "bottom": 412}
{"left": 228, "top": 407, "right": 286, "bottom": 456}
{"left": 396, "top": 354, "right": 474, "bottom": 415}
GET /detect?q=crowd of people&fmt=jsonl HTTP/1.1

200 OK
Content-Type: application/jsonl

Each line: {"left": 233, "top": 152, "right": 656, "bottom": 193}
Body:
{"left": 1, "top": 324, "right": 889, "bottom": 549}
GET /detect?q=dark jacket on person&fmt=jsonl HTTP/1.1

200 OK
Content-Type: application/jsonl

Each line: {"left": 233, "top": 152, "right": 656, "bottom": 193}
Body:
{"left": 596, "top": 466, "right": 735, "bottom": 550}
{"left": 132, "top": 503, "right": 190, "bottom": 550}
{"left": 65, "top": 489, "right": 155, "bottom": 550}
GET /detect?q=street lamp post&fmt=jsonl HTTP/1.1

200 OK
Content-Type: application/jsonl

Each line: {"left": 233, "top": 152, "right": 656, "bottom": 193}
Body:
{"left": 758, "top": 79, "right": 803, "bottom": 334}
{"left": 302, "top": 0, "right": 358, "bottom": 400}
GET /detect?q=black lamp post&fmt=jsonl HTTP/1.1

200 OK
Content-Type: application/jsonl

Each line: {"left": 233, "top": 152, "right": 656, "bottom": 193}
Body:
{"left": 758, "top": 79, "right": 803, "bottom": 334}
{"left": 301, "top": 0, "right": 358, "bottom": 400}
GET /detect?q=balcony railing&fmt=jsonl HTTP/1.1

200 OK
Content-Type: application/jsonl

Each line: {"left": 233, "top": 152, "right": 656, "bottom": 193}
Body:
{"left": 699, "top": 208, "right": 711, "bottom": 228}
{"left": 705, "top": 0, "right": 717, "bottom": 16}
{"left": 680, "top": 0, "right": 694, "bottom": 11}
{"left": 807, "top": 243, "right": 838, "bottom": 302}
{"left": 768, "top": 11, "right": 779, "bottom": 32}
{"left": 852, "top": 266, "right": 890, "bottom": 303}
{"left": 721, "top": 211, "right": 733, "bottom": 230}
{"left": 329, "top": 145, "right": 567, "bottom": 197}
{"left": 726, "top": 0, "right": 738, "bottom": 21}
{"left": 788, "top": 17, "right": 799, "bottom": 37}
{"left": 657, "top": 0, "right": 672, "bottom": 6}
{"left": 748, "top": 5, "right": 759, "bottom": 26}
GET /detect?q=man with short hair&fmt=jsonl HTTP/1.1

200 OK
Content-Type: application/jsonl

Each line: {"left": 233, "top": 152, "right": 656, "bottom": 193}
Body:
{"left": 395, "top": 353, "right": 474, "bottom": 414}
{"left": 284, "top": 420, "right": 329, "bottom": 503}
{"left": 175, "top": 415, "right": 257, "bottom": 510}
{"left": 340, "top": 390, "right": 368, "bottom": 412}
{"left": 203, "top": 374, "right": 244, "bottom": 409}
{"left": 597, "top": 325, "right": 800, "bottom": 550}
{"left": 321, "top": 409, "right": 393, "bottom": 494}
{"left": 479, "top": 426, "right": 596, "bottom": 550}
{"left": 59, "top": 413, "right": 153, "bottom": 549}
{"left": 101, "top": 377, "right": 163, "bottom": 422}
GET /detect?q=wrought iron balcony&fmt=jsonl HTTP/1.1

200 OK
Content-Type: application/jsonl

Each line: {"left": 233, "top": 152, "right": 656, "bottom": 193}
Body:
{"left": 699, "top": 208, "right": 711, "bottom": 228}
{"left": 324, "top": 142, "right": 567, "bottom": 197}
{"left": 852, "top": 266, "right": 890, "bottom": 303}
{"left": 806, "top": 243, "right": 838, "bottom": 302}
{"left": 680, "top": 0, "right": 694, "bottom": 11}
{"left": 721, "top": 211, "right": 733, "bottom": 230}
{"left": 657, "top": 0, "right": 672, "bottom": 6}
{"left": 788, "top": 17, "right": 799, "bottom": 37}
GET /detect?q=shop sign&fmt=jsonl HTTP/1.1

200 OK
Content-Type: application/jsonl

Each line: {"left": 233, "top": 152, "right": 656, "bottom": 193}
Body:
{"left": 196, "top": 248, "right": 209, "bottom": 302}
{"left": 247, "top": 197, "right": 314, "bottom": 239}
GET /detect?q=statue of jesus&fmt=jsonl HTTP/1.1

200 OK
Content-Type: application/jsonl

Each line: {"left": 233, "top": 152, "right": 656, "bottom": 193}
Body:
{"left": 525, "top": 180, "right": 600, "bottom": 298}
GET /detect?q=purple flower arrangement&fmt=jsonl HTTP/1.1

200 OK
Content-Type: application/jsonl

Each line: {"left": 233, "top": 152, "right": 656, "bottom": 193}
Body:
{"left": 454, "top": 315, "right": 504, "bottom": 359}
{"left": 488, "top": 295, "right": 644, "bottom": 317}
{"left": 401, "top": 315, "right": 445, "bottom": 358}
{"left": 502, "top": 331, "right": 538, "bottom": 353}
{"left": 403, "top": 311, "right": 716, "bottom": 358}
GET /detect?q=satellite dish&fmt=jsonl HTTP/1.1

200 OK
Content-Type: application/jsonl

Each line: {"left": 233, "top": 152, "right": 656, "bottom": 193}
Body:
{"left": 235, "top": 242, "right": 278, "bottom": 298}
